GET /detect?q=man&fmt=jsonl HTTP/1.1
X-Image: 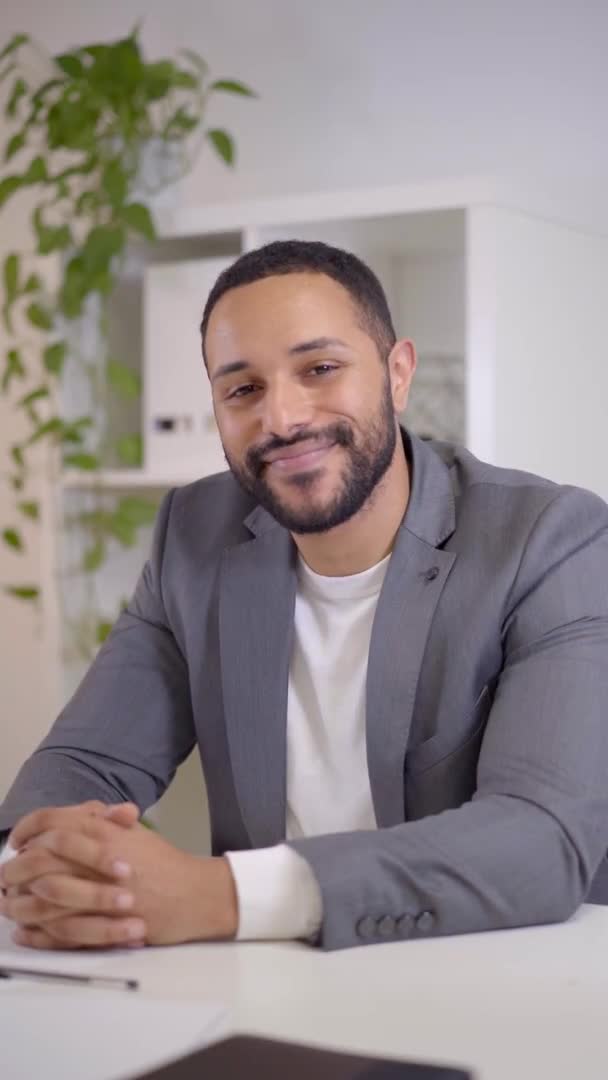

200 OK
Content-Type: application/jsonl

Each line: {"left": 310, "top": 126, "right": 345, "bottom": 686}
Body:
{"left": 1, "top": 240, "right": 608, "bottom": 953}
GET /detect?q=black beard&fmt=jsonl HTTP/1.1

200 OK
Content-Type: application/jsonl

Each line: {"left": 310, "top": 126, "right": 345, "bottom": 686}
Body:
{"left": 224, "top": 375, "right": 397, "bottom": 534}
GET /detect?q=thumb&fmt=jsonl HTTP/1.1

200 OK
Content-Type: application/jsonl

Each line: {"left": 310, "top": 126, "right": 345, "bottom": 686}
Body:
{"left": 100, "top": 802, "right": 140, "bottom": 828}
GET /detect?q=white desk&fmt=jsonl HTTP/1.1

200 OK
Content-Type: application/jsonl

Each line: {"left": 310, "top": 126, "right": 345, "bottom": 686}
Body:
{"left": 2, "top": 904, "right": 608, "bottom": 1080}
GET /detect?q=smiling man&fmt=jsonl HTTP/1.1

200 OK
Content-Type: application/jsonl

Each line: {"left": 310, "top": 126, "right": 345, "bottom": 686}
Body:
{"left": 1, "top": 239, "right": 608, "bottom": 953}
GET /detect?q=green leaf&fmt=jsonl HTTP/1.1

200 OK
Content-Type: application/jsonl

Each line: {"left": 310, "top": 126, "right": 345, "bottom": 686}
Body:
{"left": 6, "top": 76, "right": 28, "bottom": 118}
{"left": 165, "top": 106, "right": 199, "bottom": 137}
{"left": 23, "top": 273, "right": 41, "bottom": 293}
{"left": 22, "top": 155, "right": 47, "bottom": 184}
{"left": 3, "top": 253, "right": 19, "bottom": 301}
{"left": 2, "top": 349, "right": 26, "bottom": 393}
{"left": 120, "top": 203, "right": 155, "bottom": 242}
{"left": 11, "top": 445, "right": 24, "bottom": 468}
{"left": 179, "top": 48, "right": 208, "bottom": 75}
{"left": 2, "top": 527, "right": 23, "bottom": 551}
{"left": 26, "top": 302, "right": 53, "bottom": 331}
{"left": 106, "top": 358, "right": 141, "bottom": 400}
{"left": 55, "top": 52, "right": 84, "bottom": 78}
{"left": 27, "top": 418, "right": 63, "bottom": 444}
{"left": 206, "top": 128, "right": 234, "bottom": 166}
{"left": 0, "top": 175, "right": 22, "bottom": 207}
{"left": 10, "top": 474, "right": 24, "bottom": 492}
{"left": 59, "top": 255, "right": 86, "bottom": 317}
{"left": 5, "top": 131, "right": 25, "bottom": 160}
{"left": 5, "top": 585, "right": 39, "bottom": 600}
{"left": 96, "top": 618, "right": 113, "bottom": 644}
{"left": 142, "top": 60, "right": 173, "bottom": 101}
{"left": 106, "top": 513, "right": 136, "bottom": 547}
{"left": 18, "top": 385, "right": 49, "bottom": 409}
{"left": 82, "top": 225, "right": 125, "bottom": 275}
{"left": 61, "top": 416, "right": 93, "bottom": 443}
{"left": 101, "top": 158, "right": 128, "bottom": 208}
{"left": 115, "top": 496, "right": 157, "bottom": 527}
{"left": 63, "top": 452, "right": 100, "bottom": 470}
{"left": 115, "top": 433, "right": 142, "bottom": 466}
{"left": 170, "top": 69, "right": 199, "bottom": 90}
{"left": 0, "top": 63, "right": 16, "bottom": 86}
{"left": 18, "top": 500, "right": 39, "bottom": 520}
{"left": 83, "top": 538, "right": 105, "bottom": 572}
{"left": 0, "top": 34, "right": 28, "bottom": 64}
{"left": 33, "top": 207, "right": 73, "bottom": 254}
{"left": 209, "top": 78, "right": 256, "bottom": 97}
{"left": 74, "top": 190, "right": 98, "bottom": 215}
{"left": 43, "top": 341, "right": 67, "bottom": 375}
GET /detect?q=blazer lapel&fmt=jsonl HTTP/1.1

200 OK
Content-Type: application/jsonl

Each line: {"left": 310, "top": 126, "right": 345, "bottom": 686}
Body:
{"left": 219, "top": 505, "right": 296, "bottom": 848}
{"left": 366, "top": 433, "right": 458, "bottom": 828}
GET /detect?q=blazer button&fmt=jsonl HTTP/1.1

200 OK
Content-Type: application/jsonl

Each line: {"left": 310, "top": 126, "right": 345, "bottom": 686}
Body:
{"left": 397, "top": 913, "right": 415, "bottom": 938}
{"left": 424, "top": 566, "right": 440, "bottom": 582}
{"left": 356, "top": 915, "right": 377, "bottom": 940}
{"left": 377, "top": 915, "right": 396, "bottom": 938}
{"left": 416, "top": 910, "right": 436, "bottom": 933}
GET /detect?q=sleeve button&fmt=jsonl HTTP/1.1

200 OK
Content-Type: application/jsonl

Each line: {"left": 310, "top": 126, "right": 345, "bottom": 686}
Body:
{"left": 356, "top": 915, "right": 378, "bottom": 939}
{"left": 416, "top": 910, "right": 436, "bottom": 933}
{"left": 377, "top": 915, "right": 396, "bottom": 938}
{"left": 397, "top": 913, "right": 415, "bottom": 937}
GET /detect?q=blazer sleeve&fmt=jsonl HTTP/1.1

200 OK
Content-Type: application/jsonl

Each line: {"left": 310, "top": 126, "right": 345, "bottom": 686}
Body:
{"left": 0, "top": 488, "right": 195, "bottom": 832}
{"left": 288, "top": 486, "right": 608, "bottom": 950}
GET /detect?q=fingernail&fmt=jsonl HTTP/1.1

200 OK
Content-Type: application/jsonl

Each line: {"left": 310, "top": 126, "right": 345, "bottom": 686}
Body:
{"left": 128, "top": 920, "right": 145, "bottom": 940}
{"left": 112, "top": 860, "right": 131, "bottom": 878}
{"left": 115, "top": 893, "right": 134, "bottom": 910}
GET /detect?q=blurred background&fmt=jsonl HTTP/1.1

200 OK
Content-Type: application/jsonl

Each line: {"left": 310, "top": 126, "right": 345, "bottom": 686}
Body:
{"left": 1, "top": 0, "right": 607, "bottom": 849}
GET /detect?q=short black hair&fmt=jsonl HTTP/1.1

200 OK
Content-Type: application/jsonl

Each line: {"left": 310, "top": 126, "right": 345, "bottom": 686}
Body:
{"left": 199, "top": 239, "right": 397, "bottom": 364}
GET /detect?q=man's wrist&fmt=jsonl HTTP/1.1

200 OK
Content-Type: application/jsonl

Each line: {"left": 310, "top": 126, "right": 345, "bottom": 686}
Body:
{"left": 186, "top": 854, "right": 238, "bottom": 942}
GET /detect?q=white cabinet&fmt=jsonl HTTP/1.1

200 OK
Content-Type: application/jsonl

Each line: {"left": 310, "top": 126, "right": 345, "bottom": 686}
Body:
{"left": 143, "top": 257, "right": 231, "bottom": 480}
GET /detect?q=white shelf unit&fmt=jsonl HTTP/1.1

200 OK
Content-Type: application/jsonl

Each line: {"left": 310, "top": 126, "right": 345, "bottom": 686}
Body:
{"left": 43, "top": 179, "right": 608, "bottom": 852}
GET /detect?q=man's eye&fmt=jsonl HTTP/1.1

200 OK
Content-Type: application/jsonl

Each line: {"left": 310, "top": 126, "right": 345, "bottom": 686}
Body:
{"left": 228, "top": 384, "right": 257, "bottom": 399}
{"left": 309, "top": 363, "right": 338, "bottom": 376}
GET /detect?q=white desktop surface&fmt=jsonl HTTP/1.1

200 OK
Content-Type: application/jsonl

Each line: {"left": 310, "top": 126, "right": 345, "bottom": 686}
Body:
{"left": 1, "top": 904, "right": 607, "bottom": 1080}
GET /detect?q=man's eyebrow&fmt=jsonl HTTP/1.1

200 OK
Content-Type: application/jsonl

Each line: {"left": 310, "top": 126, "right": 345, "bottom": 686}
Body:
{"left": 211, "top": 360, "right": 250, "bottom": 384}
{"left": 211, "top": 338, "right": 350, "bottom": 383}
{"left": 289, "top": 336, "right": 350, "bottom": 355}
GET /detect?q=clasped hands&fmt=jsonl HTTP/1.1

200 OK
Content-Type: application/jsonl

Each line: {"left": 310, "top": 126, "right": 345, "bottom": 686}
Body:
{"left": 0, "top": 801, "right": 238, "bottom": 950}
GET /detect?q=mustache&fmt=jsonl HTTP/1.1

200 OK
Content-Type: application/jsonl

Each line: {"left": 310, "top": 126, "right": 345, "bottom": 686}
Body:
{"left": 246, "top": 422, "right": 354, "bottom": 478}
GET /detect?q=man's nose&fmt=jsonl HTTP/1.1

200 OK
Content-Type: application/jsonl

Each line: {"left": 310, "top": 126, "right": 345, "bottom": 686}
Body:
{"left": 259, "top": 379, "right": 314, "bottom": 439}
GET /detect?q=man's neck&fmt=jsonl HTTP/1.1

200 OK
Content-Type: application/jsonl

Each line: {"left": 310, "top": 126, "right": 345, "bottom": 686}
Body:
{"left": 292, "top": 437, "right": 410, "bottom": 578}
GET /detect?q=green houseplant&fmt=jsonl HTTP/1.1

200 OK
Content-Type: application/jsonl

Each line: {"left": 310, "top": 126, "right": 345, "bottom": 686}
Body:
{"left": 0, "top": 27, "right": 254, "bottom": 653}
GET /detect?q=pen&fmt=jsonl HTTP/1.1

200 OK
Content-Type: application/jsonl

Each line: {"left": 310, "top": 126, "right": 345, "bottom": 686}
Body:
{"left": 0, "top": 965, "right": 139, "bottom": 991}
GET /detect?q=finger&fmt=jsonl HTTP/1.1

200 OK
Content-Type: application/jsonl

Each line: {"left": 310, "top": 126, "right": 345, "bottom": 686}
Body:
{"left": 0, "top": 892, "right": 74, "bottom": 925}
{"left": 13, "top": 927, "right": 69, "bottom": 950}
{"left": 13, "top": 924, "right": 146, "bottom": 951}
{"left": 1, "top": 848, "right": 76, "bottom": 890}
{"left": 9, "top": 801, "right": 109, "bottom": 850}
{"left": 42, "top": 914, "right": 146, "bottom": 948}
{"left": 23, "top": 829, "right": 132, "bottom": 882}
{"left": 28, "top": 873, "right": 134, "bottom": 914}
{"left": 100, "top": 803, "right": 140, "bottom": 828}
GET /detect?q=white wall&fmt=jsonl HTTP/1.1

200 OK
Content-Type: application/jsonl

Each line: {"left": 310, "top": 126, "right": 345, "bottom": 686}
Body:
{"left": 0, "top": 0, "right": 607, "bottom": 232}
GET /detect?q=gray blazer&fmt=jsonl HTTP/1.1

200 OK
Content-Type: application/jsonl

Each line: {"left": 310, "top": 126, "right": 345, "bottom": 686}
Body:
{"left": 2, "top": 430, "right": 608, "bottom": 950}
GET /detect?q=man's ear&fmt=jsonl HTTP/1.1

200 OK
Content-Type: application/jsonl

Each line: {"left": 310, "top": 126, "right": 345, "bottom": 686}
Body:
{"left": 388, "top": 339, "right": 417, "bottom": 414}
